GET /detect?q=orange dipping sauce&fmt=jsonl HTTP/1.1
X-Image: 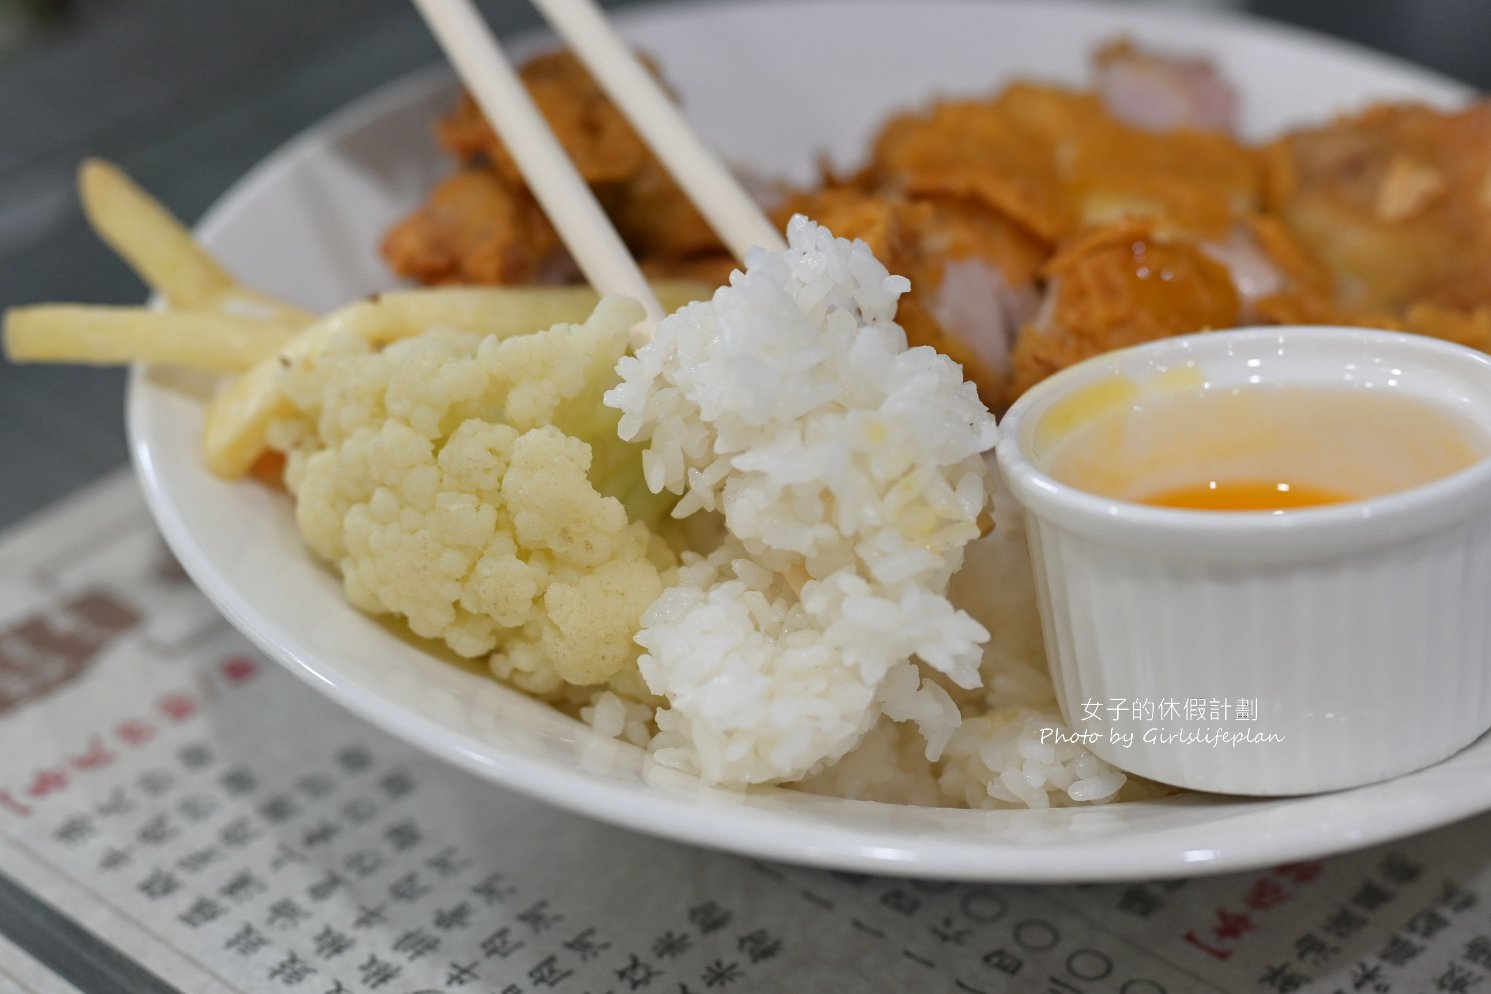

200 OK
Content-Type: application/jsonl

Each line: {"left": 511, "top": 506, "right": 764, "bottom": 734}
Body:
{"left": 1141, "top": 479, "right": 1352, "bottom": 513}
{"left": 1039, "top": 383, "right": 1490, "bottom": 513}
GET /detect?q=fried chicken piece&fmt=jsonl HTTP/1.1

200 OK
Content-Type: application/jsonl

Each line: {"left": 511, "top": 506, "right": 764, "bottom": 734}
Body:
{"left": 598, "top": 159, "right": 725, "bottom": 262}
{"left": 1003, "top": 214, "right": 1332, "bottom": 401}
{"left": 387, "top": 49, "right": 718, "bottom": 281}
{"left": 1008, "top": 220, "right": 1241, "bottom": 400}
{"left": 1256, "top": 288, "right": 1491, "bottom": 360}
{"left": 438, "top": 50, "right": 650, "bottom": 183}
{"left": 1405, "top": 304, "right": 1491, "bottom": 353}
{"left": 1067, "top": 114, "right": 1260, "bottom": 239}
{"left": 871, "top": 82, "right": 1261, "bottom": 243}
{"left": 872, "top": 86, "right": 1077, "bottom": 240}
{"left": 381, "top": 168, "right": 570, "bottom": 285}
{"left": 1244, "top": 215, "right": 1333, "bottom": 299}
{"left": 1264, "top": 102, "right": 1491, "bottom": 316}
{"left": 773, "top": 186, "right": 1046, "bottom": 406}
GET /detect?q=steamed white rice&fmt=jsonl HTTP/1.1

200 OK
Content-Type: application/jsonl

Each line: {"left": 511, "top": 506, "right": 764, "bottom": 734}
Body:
{"left": 582, "top": 482, "right": 1152, "bottom": 808}
{"left": 794, "top": 488, "right": 1148, "bottom": 809}
{"left": 587, "top": 215, "right": 1147, "bottom": 808}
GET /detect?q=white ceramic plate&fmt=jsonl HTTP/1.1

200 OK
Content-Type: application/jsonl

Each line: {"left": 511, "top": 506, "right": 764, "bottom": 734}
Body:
{"left": 128, "top": 0, "right": 1489, "bottom": 881}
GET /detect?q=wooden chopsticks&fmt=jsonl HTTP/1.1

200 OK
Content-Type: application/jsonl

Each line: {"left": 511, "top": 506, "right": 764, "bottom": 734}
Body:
{"left": 411, "top": 0, "right": 666, "bottom": 337}
{"left": 410, "top": 0, "right": 785, "bottom": 342}
{"left": 528, "top": 0, "right": 786, "bottom": 260}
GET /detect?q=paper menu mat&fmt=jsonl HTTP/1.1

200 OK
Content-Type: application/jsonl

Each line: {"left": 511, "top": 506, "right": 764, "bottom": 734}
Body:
{"left": 1, "top": 471, "right": 1489, "bottom": 994}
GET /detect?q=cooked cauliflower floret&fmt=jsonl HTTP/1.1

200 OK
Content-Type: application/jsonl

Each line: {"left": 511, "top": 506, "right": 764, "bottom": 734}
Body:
{"left": 269, "top": 296, "right": 674, "bottom": 698}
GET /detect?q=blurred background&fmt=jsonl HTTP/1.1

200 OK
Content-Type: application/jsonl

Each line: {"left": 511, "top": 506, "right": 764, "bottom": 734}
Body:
{"left": 1, "top": 0, "right": 1488, "bottom": 527}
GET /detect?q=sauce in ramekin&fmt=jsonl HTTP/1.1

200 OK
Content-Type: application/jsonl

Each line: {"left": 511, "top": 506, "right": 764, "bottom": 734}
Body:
{"left": 1043, "top": 383, "right": 1489, "bottom": 513}
{"left": 1141, "top": 479, "right": 1350, "bottom": 512}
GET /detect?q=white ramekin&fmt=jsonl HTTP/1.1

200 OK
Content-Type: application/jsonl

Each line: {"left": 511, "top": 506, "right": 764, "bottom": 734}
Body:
{"left": 996, "top": 327, "right": 1491, "bottom": 795}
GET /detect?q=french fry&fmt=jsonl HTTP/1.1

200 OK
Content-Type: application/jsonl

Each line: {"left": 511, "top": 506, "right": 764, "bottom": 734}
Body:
{"left": 78, "top": 159, "right": 314, "bottom": 324}
{"left": 4, "top": 305, "right": 295, "bottom": 372}
{"left": 202, "top": 281, "right": 712, "bottom": 479}
{"left": 70, "top": 161, "right": 718, "bottom": 478}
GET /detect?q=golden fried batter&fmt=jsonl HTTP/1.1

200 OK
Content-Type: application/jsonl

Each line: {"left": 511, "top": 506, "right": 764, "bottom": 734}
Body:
{"left": 1256, "top": 292, "right": 1491, "bottom": 358}
{"left": 597, "top": 158, "right": 725, "bottom": 261}
{"left": 438, "top": 50, "right": 653, "bottom": 184}
{"left": 872, "top": 82, "right": 1261, "bottom": 242}
{"left": 1405, "top": 304, "right": 1491, "bottom": 353}
{"left": 1264, "top": 102, "right": 1491, "bottom": 316}
{"left": 384, "top": 41, "right": 1491, "bottom": 412}
{"left": 872, "top": 86, "right": 1078, "bottom": 240}
{"left": 380, "top": 168, "right": 568, "bottom": 285}
{"left": 1009, "top": 220, "right": 1240, "bottom": 399}
{"left": 385, "top": 50, "right": 722, "bottom": 284}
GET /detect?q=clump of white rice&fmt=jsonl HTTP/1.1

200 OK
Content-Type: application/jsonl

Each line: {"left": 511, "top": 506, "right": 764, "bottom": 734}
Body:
{"left": 802, "top": 489, "right": 1149, "bottom": 808}
{"left": 584, "top": 215, "right": 1152, "bottom": 808}
{"left": 577, "top": 482, "right": 1154, "bottom": 808}
{"left": 579, "top": 689, "right": 655, "bottom": 749}
{"left": 604, "top": 216, "right": 996, "bottom": 786}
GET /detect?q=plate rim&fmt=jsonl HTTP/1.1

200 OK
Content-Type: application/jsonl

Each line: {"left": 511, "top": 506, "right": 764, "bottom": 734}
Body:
{"left": 127, "top": 0, "right": 1491, "bottom": 882}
